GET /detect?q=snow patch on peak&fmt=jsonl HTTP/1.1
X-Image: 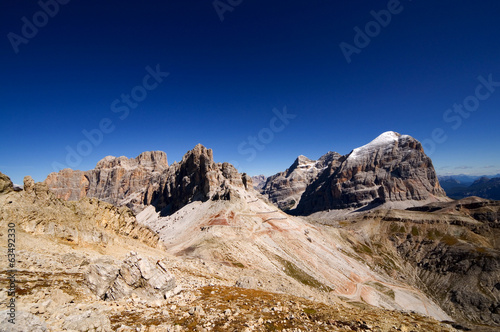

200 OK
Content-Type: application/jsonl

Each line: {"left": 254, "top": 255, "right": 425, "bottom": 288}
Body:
{"left": 348, "top": 131, "right": 408, "bottom": 161}
{"left": 296, "top": 155, "right": 312, "bottom": 164}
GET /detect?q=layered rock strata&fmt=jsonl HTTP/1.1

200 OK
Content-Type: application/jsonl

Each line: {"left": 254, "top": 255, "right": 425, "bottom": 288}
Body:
{"left": 45, "top": 145, "right": 252, "bottom": 215}
{"left": 262, "top": 132, "right": 446, "bottom": 214}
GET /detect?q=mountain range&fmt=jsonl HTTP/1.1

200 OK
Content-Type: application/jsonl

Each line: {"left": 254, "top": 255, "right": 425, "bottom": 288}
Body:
{"left": 439, "top": 176, "right": 500, "bottom": 200}
{"left": 439, "top": 174, "right": 500, "bottom": 186}
{"left": 1, "top": 131, "right": 499, "bottom": 331}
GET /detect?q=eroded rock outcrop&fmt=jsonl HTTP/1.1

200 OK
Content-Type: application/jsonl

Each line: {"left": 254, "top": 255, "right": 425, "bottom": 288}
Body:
{"left": 85, "top": 252, "right": 176, "bottom": 301}
{"left": 0, "top": 175, "right": 162, "bottom": 249}
{"left": 0, "top": 172, "right": 13, "bottom": 194}
{"left": 45, "top": 145, "right": 252, "bottom": 215}
{"left": 152, "top": 144, "right": 249, "bottom": 214}
{"left": 45, "top": 169, "right": 89, "bottom": 201}
{"left": 45, "top": 151, "right": 168, "bottom": 213}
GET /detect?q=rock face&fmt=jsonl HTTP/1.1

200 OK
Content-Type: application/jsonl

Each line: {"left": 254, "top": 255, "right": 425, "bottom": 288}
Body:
{"left": 285, "top": 132, "right": 446, "bottom": 214}
{"left": 152, "top": 144, "right": 250, "bottom": 215}
{"left": 446, "top": 177, "right": 500, "bottom": 200}
{"left": 45, "top": 146, "right": 252, "bottom": 215}
{"left": 251, "top": 175, "right": 267, "bottom": 190}
{"left": 45, "top": 151, "right": 168, "bottom": 213}
{"left": 343, "top": 197, "right": 500, "bottom": 328}
{"left": 0, "top": 172, "right": 13, "bottom": 194}
{"left": 44, "top": 169, "right": 89, "bottom": 201}
{"left": 85, "top": 252, "right": 176, "bottom": 301}
{"left": 261, "top": 152, "right": 341, "bottom": 210}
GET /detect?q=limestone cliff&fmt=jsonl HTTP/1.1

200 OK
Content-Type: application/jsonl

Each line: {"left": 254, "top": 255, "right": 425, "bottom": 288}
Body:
{"left": 45, "top": 146, "right": 252, "bottom": 215}
{"left": 45, "top": 151, "right": 168, "bottom": 213}
{"left": 281, "top": 132, "right": 446, "bottom": 214}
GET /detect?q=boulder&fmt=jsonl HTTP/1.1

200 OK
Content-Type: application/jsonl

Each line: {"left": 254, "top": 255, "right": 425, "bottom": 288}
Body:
{"left": 0, "top": 172, "right": 13, "bottom": 194}
{"left": 85, "top": 252, "right": 176, "bottom": 301}
{"left": 62, "top": 310, "right": 111, "bottom": 332}
{"left": 0, "top": 310, "right": 47, "bottom": 332}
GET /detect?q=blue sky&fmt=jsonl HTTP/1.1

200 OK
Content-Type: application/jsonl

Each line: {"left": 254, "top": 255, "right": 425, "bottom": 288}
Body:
{"left": 1, "top": 0, "right": 500, "bottom": 184}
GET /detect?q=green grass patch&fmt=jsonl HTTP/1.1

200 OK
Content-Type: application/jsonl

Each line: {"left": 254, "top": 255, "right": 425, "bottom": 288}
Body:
{"left": 358, "top": 243, "right": 373, "bottom": 254}
{"left": 442, "top": 234, "right": 458, "bottom": 246}
{"left": 389, "top": 223, "right": 400, "bottom": 234}
{"left": 365, "top": 281, "right": 396, "bottom": 300}
{"left": 426, "top": 229, "right": 443, "bottom": 241}
{"left": 274, "top": 255, "right": 332, "bottom": 292}
{"left": 303, "top": 308, "right": 317, "bottom": 315}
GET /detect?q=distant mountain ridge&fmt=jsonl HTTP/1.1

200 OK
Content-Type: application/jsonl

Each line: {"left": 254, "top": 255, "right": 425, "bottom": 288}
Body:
{"left": 251, "top": 174, "right": 267, "bottom": 190}
{"left": 260, "top": 151, "right": 341, "bottom": 211}
{"left": 439, "top": 173, "right": 500, "bottom": 187}
{"left": 441, "top": 176, "right": 500, "bottom": 200}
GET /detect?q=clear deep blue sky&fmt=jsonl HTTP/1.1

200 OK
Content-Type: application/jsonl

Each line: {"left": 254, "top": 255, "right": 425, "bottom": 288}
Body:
{"left": 1, "top": 0, "right": 500, "bottom": 184}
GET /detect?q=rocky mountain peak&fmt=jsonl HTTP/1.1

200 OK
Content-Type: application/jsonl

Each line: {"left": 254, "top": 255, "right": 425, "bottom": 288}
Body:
{"left": 178, "top": 144, "right": 214, "bottom": 175}
{"left": 262, "top": 152, "right": 343, "bottom": 211}
{"left": 153, "top": 145, "right": 249, "bottom": 215}
{"left": 251, "top": 175, "right": 267, "bottom": 190}
{"left": 287, "top": 155, "right": 314, "bottom": 175}
{"left": 294, "top": 132, "right": 446, "bottom": 214}
{"left": 260, "top": 132, "right": 446, "bottom": 215}
{"left": 295, "top": 155, "right": 313, "bottom": 165}
{"left": 136, "top": 151, "right": 168, "bottom": 169}
{"left": 317, "top": 151, "right": 342, "bottom": 168}
{"left": 182, "top": 144, "right": 213, "bottom": 162}
{"left": 346, "top": 131, "right": 418, "bottom": 163}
